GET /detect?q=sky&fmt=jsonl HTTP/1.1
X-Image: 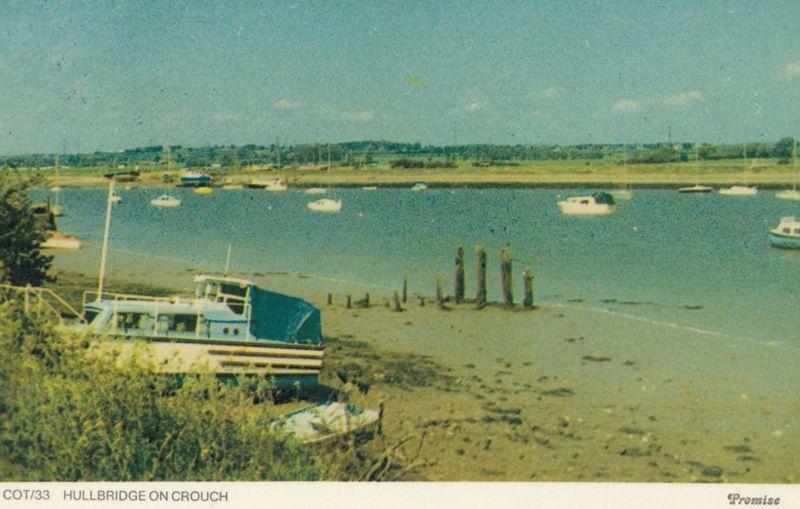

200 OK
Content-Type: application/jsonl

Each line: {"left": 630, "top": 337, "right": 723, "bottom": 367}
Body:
{"left": 0, "top": 0, "right": 799, "bottom": 154}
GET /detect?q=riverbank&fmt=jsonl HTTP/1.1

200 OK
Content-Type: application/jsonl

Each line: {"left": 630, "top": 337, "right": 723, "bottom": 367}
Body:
{"left": 47, "top": 246, "right": 800, "bottom": 482}
{"left": 33, "top": 158, "right": 800, "bottom": 189}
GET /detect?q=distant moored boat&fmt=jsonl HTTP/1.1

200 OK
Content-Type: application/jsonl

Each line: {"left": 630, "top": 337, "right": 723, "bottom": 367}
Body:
{"left": 557, "top": 192, "right": 615, "bottom": 216}
{"left": 150, "top": 194, "right": 181, "bottom": 207}
{"left": 769, "top": 217, "right": 800, "bottom": 249}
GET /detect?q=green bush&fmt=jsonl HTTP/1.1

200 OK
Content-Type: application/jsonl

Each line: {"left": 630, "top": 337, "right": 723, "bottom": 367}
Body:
{"left": 0, "top": 304, "right": 326, "bottom": 481}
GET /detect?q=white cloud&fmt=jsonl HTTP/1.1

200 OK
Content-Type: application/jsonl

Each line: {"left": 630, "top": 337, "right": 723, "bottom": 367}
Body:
{"left": 612, "top": 99, "right": 640, "bottom": 113}
{"left": 783, "top": 61, "right": 800, "bottom": 77}
{"left": 661, "top": 90, "right": 703, "bottom": 107}
{"left": 274, "top": 99, "right": 303, "bottom": 109}
{"left": 531, "top": 87, "right": 559, "bottom": 100}
{"left": 211, "top": 113, "right": 236, "bottom": 123}
{"left": 341, "top": 109, "right": 374, "bottom": 123}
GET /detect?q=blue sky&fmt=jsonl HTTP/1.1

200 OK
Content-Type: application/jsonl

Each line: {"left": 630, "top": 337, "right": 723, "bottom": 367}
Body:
{"left": 1, "top": 0, "right": 799, "bottom": 154}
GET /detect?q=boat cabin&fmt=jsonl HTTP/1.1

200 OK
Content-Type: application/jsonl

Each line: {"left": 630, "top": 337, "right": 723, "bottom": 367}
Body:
{"left": 77, "top": 275, "right": 321, "bottom": 346}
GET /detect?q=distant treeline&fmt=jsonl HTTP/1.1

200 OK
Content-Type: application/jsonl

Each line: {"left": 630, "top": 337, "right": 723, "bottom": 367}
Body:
{"left": 1, "top": 138, "right": 796, "bottom": 169}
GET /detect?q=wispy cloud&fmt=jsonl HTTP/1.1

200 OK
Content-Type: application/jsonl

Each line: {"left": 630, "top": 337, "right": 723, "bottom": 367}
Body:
{"left": 463, "top": 101, "right": 483, "bottom": 112}
{"left": 612, "top": 99, "right": 640, "bottom": 113}
{"left": 660, "top": 90, "right": 703, "bottom": 107}
{"left": 341, "top": 109, "right": 374, "bottom": 123}
{"left": 531, "top": 87, "right": 559, "bottom": 100}
{"left": 274, "top": 99, "right": 304, "bottom": 109}
{"left": 783, "top": 60, "right": 800, "bottom": 78}
{"left": 212, "top": 113, "right": 237, "bottom": 123}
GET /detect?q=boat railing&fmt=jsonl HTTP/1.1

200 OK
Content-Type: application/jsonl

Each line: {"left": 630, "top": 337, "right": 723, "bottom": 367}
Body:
{"left": 0, "top": 284, "right": 87, "bottom": 324}
{"left": 82, "top": 290, "right": 187, "bottom": 308}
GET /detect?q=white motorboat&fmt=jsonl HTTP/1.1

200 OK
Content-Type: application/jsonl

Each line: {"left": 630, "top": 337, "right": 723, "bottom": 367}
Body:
{"left": 411, "top": 182, "right": 428, "bottom": 191}
{"left": 557, "top": 192, "right": 615, "bottom": 216}
{"left": 307, "top": 198, "right": 342, "bottom": 212}
{"left": 304, "top": 187, "right": 327, "bottom": 195}
{"left": 362, "top": 186, "right": 378, "bottom": 191}
{"left": 769, "top": 217, "right": 800, "bottom": 249}
{"left": 677, "top": 184, "right": 712, "bottom": 193}
{"left": 150, "top": 194, "right": 182, "bottom": 207}
{"left": 110, "top": 194, "right": 122, "bottom": 203}
{"left": 719, "top": 185, "right": 757, "bottom": 196}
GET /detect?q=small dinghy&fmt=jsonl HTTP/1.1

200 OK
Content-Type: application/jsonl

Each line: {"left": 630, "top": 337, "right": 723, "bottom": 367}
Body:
{"left": 150, "top": 194, "right": 182, "bottom": 207}
{"left": 677, "top": 184, "right": 712, "bottom": 193}
{"left": 270, "top": 402, "right": 381, "bottom": 444}
{"left": 307, "top": 198, "right": 342, "bottom": 212}
{"left": 305, "top": 187, "right": 327, "bottom": 195}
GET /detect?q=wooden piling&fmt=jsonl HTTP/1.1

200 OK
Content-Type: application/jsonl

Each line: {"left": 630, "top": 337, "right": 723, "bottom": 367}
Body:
{"left": 327, "top": 293, "right": 333, "bottom": 305}
{"left": 475, "top": 245, "right": 486, "bottom": 309}
{"left": 393, "top": 290, "right": 402, "bottom": 311}
{"left": 419, "top": 295, "right": 425, "bottom": 307}
{"left": 346, "top": 294, "right": 352, "bottom": 309}
{"left": 436, "top": 276, "right": 444, "bottom": 308}
{"left": 365, "top": 293, "right": 370, "bottom": 306}
{"left": 501, "top": 247, "right": 513, "bottom": 306}
{"left": 523, "top": 268, "right": 534, "bottom": 309}
{"left": 455, "top": 246, "right": 465, "bottom": 304}
{"left": 402, "top": 276, "right": 408, "bottom": 304}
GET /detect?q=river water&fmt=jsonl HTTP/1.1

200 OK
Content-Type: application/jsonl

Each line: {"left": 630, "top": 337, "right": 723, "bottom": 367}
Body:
{"left": 36, "top": 187, "right": 800, "bottom": 346}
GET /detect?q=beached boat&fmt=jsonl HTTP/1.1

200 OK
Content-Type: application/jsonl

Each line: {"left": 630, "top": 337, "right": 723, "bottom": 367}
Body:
{"left": 179, "top": 171, "right": 212, "bottom": 187}
{"left": 362, "top": 186, "right": 378, "bottom": 191}
{"left": 194, "top": 186, "right": 214, "bottom": 195}
{"left": 150, "top": 194, "right": 181, "bottom": 207}
{"left": 307, "top": 198, "right": 342, "bottom": 212}
{"left": 270, "top": 402, "right": 380, "bottom": 444}
{"left": 557, "top": 192, "right": 615, "bottom": 216}
{"left": 248, "top": 178, "right": 287, "bottom": 191}
{"left": 73, "top": 275, "right": 324, "bottom": 386}
{"left": 719, "top": 185, "right": 757, "bottom": 196}
{"left": 304, "top": 187, "right": 326, "bottom": 195}
{"left": 411, "top": 182, "right": 428, "bottom": 191}
{"left": 42, "top": 231, "right": 81, "bottom": 250}
{"left": 677, "top": 184, "right": 712, "bottom": 193}
{"left": 769, "top": 217, "right": 800, "bottom": 249}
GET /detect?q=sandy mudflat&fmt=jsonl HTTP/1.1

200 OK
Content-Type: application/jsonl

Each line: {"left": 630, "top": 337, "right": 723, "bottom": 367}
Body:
{"left": 49, "top": 245, "right": 800, "bottom": 482}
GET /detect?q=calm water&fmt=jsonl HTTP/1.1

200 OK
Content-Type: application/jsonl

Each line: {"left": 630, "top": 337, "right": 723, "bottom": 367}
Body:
{"left": 35, "top": 187, "right": 800, "bottom": 345}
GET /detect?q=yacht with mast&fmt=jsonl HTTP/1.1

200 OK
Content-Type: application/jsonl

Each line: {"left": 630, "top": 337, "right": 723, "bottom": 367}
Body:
{"left": 776, "top": 141, "right": 800, "bottom": 201}
{"left": 719, "top": 145, "right": 757, "bottom": 195}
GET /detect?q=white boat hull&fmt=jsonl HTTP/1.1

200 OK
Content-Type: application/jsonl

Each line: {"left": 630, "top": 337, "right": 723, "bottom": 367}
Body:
{"left": 719, "top": 186, "right": 757, "bottom": 196}
{"left": 558, "top": 201, "right": 612, "bottom": 216}
{"left": 304, "top": 188, "right": 326, "bottom": 195}
{"left": 307, "top": 199, "right": 342, "bottom": 212}
{"left": 775, "top": 190, "right": 800, "bottom": 201}
{"left": 150, "top": 199, "right": 181, "bottom": 207}
{"left": 42, "top": 236, "right": 81, "bottom": 250}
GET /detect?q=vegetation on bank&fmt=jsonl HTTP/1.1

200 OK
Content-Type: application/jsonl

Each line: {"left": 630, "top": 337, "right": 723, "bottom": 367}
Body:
{"left": 1, "top": 137, "right": 796, "bottom": 172}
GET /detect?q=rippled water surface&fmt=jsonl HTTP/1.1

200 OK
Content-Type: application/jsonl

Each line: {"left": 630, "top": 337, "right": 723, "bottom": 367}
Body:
{"left": 36, "top": 187, "right": 800, "bottom": 345}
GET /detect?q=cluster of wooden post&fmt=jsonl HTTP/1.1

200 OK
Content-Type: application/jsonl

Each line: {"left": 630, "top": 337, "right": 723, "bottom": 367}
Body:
{"left": 461, "top": 245, "right": 534, "bottom": 309}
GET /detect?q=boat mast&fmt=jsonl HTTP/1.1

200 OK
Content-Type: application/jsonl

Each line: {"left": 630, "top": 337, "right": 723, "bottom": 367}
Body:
{"left": 97, "top": 179, "right": 115, "bottom": 299}
{"left": 224, "top": 242, "right": 232, "bottom": 276}
{"left": 793, "top": 140, "right": 798, "bottom": 192}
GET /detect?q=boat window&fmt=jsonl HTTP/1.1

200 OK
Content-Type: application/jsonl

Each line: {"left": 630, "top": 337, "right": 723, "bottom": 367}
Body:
{"left": 794, "top": 228, "right": 800, "bottom": 234}
{"left": 81, "top": 310, "right": 99, "bottom": 325}
{"left": 783, "top": 228, "right": 791, "bottom": 234}
{"left": 581, "top": 200, "right": 589, "bottom": 204}
{"left": 157, "top": 314, "right": 198, "bottom": 333}
{"left": 115, "top": 312, "right": 148, "bottom": 331}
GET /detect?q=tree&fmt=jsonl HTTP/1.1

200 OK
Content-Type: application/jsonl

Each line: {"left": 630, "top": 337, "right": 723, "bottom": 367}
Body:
{"left": 0, "top": 169, "right": 52, "bottom": 286}
{"left": 773, "top": 137, "right": 795, "bottom": 159}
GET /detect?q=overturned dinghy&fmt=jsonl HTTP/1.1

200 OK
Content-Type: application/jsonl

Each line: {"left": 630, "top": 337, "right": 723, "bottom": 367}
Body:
{"left": 270, "top": 402, "right": 381, "bottom": 444}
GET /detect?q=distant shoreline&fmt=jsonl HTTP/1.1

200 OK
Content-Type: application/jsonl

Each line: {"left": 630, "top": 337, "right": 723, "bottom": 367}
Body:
{"left": 37, "top": 171, "right": 800, "bottom": 190}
